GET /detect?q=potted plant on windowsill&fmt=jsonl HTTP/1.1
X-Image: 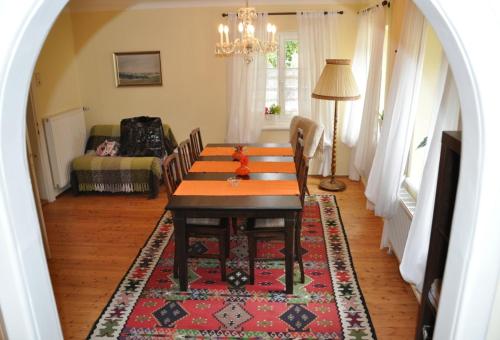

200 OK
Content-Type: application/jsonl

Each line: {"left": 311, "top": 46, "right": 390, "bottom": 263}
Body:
{"left": 265, "top": 104, "right": 281, "bottom": 121}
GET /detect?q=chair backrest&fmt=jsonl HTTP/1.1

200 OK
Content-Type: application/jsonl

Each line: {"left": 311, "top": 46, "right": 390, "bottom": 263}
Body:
{"left": 162, "top": 153, "right": 182, "bottom": 200}
{"left": 297, "top": 155, "right": 309, "bottom": 207}
{"left": 289, "top": 116, "right": 324, "bottom": 159}
{"left": 294, "top": 134, "right": 304, "bottom": 174}
{"left": 190, "top": 128, "right": 203, "bottom": 160}
{"left": 178, "top": 139, "right": 193, "bottom": 176}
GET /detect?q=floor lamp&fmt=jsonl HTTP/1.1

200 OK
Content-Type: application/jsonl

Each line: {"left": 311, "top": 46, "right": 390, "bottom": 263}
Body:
{"left": 312, "top": 59, "right": 360, "bottom": 191}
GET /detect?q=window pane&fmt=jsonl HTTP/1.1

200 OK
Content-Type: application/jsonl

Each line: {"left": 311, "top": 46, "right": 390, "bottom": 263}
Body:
{"left": 264, "top": 34, "right": 299, "bottom": 120}
{"left": 405, "top": 28, "right": 444, "bottom": 197}
{"left": 284, "top": 40, "right": 299, "bottom": 68}
{"left": 284, "top": 69, "right": 298, "bottom": 87}
{"left": 283, "top": 65, "right": 298, "bottom": 114}
{"left": 266, "top": 52, "right": 278, "bottom": 69}
{"left": 266, "top": 68, "right": 278, "bottom": 108}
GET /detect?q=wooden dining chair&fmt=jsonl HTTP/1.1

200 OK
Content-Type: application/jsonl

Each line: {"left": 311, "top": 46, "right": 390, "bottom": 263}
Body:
{"left": 294, "top": 129, "right": 310, "bottom": 196}
{"left": 190, "top": 128, "right": 204, "bottom": 161}
{"left": 163, "top": 153, "right": 183, "bottom": 198}
{"left": 163, "top": 152, "right": 230, "bottom": 281}
{"left": 178, "top": 139, "right": 194, "bottom": 176}
{"left": 245, "top": 154, "right": 309, "bottom": 285}
{"left": 294, "top": 130, "right": 304, "bottom": 173}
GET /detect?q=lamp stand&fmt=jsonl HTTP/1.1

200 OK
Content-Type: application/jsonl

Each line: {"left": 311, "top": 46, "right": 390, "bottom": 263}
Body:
{"left": 319, "top": 101, "right": 346, "bottom": 191}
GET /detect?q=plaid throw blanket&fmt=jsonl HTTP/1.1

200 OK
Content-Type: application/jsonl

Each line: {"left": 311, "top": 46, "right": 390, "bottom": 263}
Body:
{"left": 71, "top": 124, "right": 177, "bottom": 198}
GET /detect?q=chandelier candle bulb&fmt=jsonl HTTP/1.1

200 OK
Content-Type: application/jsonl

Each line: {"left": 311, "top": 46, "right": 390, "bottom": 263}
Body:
{"left": 218, "top": 24, "right": 224, "bottom": 44}
{"left": 224, "top": 25, "right": 229, "bottom": 44}
{"left": 248, "top": 24, "right": 255, "bottom": 37}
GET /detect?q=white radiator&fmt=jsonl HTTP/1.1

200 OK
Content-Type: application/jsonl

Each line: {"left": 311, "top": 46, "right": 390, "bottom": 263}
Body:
{"left": 380, "top": 189, "right": 415, "bottom": 262}
{"left": 43, "top": 108, "right": 86, "bottom": 189}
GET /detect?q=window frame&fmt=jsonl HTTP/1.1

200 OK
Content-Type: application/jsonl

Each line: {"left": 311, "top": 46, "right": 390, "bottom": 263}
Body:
{"left": 263, "top": 31, "right": 299, "bottom": 130}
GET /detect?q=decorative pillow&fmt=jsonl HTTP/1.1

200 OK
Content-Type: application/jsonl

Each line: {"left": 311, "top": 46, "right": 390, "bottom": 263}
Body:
{"left": 96, "top": 140, "right": 120, "bottom": 157}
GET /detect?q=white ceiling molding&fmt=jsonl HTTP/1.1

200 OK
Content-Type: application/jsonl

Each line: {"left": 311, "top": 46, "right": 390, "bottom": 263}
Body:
{"left": 69, "top": 0, "right": 366, "bottom": 12}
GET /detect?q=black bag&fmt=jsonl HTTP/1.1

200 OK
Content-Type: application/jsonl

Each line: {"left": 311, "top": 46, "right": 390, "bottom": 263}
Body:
{"left": 120, "top": 116, "right": 166, "bottom": 158}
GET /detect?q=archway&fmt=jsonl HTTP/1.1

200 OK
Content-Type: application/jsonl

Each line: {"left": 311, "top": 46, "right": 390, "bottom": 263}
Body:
{"left": 0, "top": 1, "right": 498, "bottom": 339}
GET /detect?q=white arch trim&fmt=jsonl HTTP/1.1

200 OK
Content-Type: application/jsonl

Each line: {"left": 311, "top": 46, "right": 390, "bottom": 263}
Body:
{"left": 0, "top": 1, "right": 499, "bottom": 339}
{"left": 414, "top": 0, "right": 500, "bottom": 338}
{"left": 0, "top": 1, "right": 67, "bottom": 338}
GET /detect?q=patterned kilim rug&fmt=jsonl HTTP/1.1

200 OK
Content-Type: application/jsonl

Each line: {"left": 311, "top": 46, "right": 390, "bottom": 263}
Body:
{"left": 87, "top": 195, "right": 376, "bottom": 339}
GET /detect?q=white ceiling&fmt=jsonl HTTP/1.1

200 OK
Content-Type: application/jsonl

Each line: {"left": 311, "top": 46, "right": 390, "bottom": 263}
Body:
{"left": 69, "top": 0, "right": 369, "bottom": 12}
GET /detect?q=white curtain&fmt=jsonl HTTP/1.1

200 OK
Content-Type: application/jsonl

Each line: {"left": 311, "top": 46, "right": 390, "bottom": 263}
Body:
{"left": 348, "top": 7, "right": 387, "bottom": 180}
{"left": 225, "top": 13, "right": 268, "bottom": 143}
{"left": 364, "top": 2, "right": 427, "bottom": 218}
{"left": 297, "top": 12, "right": 340, "bottom": 176}
{"left": 400, "top": 68, "right": 460, "bottom": 291}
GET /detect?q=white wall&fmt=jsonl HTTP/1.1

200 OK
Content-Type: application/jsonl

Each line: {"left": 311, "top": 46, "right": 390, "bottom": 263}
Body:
{"left": 0, "top": 308, "right": 6, "bottom": 340}
{"left": 488, "top": 280, "right": 500, "bottom": 339}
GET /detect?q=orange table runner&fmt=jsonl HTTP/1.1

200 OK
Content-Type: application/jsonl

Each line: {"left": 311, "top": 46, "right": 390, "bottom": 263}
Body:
{"left": 201, "top": 146, "right": 293, "bottom": 157}
{"left": 174, "top": 180, "right": 299, "bottom": 196}
{"left": 189, "top": 161, "right": 296, "bottom": 173}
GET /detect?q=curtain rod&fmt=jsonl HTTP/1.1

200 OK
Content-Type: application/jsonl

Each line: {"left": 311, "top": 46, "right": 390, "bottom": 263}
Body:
{"left": 357, "top": 0, "right": 390, "bottom": 15}
{"left": 221, "top": 11, "right": 344, "bottom": 18}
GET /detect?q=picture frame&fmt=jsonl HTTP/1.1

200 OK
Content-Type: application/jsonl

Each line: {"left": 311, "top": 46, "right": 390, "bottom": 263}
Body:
{"left": 113, "top": 51, "right": 162, "bottom": 87}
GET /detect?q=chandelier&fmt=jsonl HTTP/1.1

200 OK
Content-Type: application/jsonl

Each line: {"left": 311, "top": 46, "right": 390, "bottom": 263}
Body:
{"left": 215, "top": 3, "right": 278, "bottom": 64}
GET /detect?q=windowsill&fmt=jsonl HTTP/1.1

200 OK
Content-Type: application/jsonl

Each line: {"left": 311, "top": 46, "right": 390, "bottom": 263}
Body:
{"left": 262, "top": 115, "right": 292, "bottom": 131}
{"left": 262, "top": 123, "right": 290, "bottom": 131}
{"left": 398, "top": 185, "right": 416, "bottom": 218}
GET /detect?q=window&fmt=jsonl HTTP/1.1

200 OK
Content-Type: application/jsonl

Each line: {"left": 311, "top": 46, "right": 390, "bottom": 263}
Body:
{"left": 264, "top": 32, "right": 299, "bottom": 128}
{"left": 404, "top": 27, "right": 444, "bottom": 198}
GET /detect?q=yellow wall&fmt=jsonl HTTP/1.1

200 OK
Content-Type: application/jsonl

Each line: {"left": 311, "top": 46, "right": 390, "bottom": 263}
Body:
{"left": 32, "top": 9, "right": 82, "bottom": 119}
{"left": 386, "top": 0, "right": 409, "bottom": 92}
{"left": 69, "top": 4, "right": 359, "bottom": 174}
{"left": 34, "top": 4, "right": 362, "bottom": 175}
{"left": 71, "top": 7, "right": 227, "bottom": 146}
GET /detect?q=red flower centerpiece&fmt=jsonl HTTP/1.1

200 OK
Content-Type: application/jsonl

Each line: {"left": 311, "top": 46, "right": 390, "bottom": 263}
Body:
{"left": 232, "top": 145, "right": 244, "bottom": 161}
{"left": 235, "top": 154, "right": 250, "bottom": 177}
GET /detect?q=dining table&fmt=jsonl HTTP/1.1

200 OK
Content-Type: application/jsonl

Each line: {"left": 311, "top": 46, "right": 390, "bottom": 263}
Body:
{"left": 165, "top": 143, "right": 302, "bottom": 294}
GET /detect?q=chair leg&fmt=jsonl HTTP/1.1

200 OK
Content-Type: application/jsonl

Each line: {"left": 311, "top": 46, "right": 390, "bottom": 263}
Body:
{"left": 225, "top": 225, "right": 231, "bottom": 259}
{"left": 295, "top": 220, "right": 305, "bottom": 284}
{"left": 173, "top": 249, "right": 179, "bottom": 279}
{"left": 248, "top": 235, "right": 256, "bottom": 284}
{"left": 231, "top": 217, "right": 238, "bottom": 234}
{"left": 219, "top": 234, "right": 227, "bottom": 281}
{"left": 305, "top": 186, "right": 310, "bottom": 196}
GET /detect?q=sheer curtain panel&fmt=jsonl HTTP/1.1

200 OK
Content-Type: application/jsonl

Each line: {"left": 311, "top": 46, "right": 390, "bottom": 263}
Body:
{"left": 364, "top": 2, "right": 427, "bottom": 218}
{"left": 400, "top": 68, "right": 460, "bottom": 291}
{"left": 348, "top": 7, "right": 387, "bottom": 181}
{"left": 225, "top": 14, "right": 268, "bottom": 143}
{"left": 297, "top": 12, "right": 340, "bottom": 176}
{"left": 341, "top": 13, "right": 370, "bottom": 149}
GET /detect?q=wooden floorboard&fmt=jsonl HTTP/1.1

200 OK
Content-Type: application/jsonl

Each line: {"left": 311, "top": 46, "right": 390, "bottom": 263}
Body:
{"left": 44, "top": 177, "right": 418, "bottom": 339}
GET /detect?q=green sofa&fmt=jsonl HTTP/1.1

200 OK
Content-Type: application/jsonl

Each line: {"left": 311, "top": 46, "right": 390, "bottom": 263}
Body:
{"left": 71, "top": 124, "right": 177, "bottom": 198}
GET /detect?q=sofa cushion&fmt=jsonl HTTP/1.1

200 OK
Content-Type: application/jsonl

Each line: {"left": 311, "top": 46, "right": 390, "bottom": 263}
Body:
{"left": 85, "top": 124, "right": 177, "bottom": 155}
{"left": 71, "top": 153, "right": 161, "bottom": 193}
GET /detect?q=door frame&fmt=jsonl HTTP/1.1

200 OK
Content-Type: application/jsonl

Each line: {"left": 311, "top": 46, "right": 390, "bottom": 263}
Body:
{"left": 26, "top": 85, "right": 56, "bottom": 202}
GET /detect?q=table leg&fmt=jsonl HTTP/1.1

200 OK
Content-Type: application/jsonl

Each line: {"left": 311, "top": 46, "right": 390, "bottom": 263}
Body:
{"left": 285, "top": 215, "right": 296, "bottom": 294}
{"left": 173, "top": 215, "right": 188, "bottom": 291}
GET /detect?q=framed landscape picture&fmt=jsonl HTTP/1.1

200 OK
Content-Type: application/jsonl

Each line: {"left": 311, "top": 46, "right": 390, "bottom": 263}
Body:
{"left": 113, "top": 51, "right": 162, "bottom": 87}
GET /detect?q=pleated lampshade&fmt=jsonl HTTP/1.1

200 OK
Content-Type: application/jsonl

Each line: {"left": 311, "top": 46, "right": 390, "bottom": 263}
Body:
{"left": 312, "top": 59, "right": 360, "bottom": 101}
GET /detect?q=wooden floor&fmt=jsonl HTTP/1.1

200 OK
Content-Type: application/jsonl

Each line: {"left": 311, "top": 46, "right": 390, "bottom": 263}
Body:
{"left": 43, "top": 177, "right": 418, "bottom": 339}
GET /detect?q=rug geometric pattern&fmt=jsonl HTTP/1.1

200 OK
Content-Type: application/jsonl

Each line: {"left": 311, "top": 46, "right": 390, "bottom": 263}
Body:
{"left": 87, "top": 195, "right": 377, "bottom": 339}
